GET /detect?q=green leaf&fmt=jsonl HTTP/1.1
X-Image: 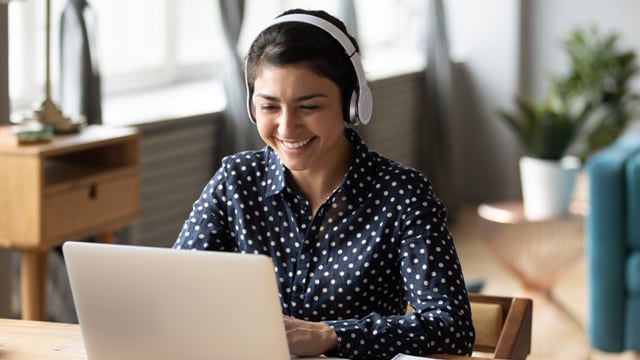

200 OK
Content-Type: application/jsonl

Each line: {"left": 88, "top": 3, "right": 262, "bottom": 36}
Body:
{"left": 498, "top": 24, "right": 639, "bottom": 160}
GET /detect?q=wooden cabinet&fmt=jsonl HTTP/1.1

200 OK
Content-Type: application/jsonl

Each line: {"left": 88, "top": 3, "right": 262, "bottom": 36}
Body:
{"left": 0, "top": 125, "right": 140, "bottom": 320}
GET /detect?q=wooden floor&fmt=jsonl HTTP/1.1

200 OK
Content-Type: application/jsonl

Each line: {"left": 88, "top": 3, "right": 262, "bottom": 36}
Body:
{"left": 451, "top": 205, "right": 639, "bottom": 360}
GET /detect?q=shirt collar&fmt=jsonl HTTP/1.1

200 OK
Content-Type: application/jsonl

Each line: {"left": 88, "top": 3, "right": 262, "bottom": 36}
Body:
{"left": 263, "top": 128, "right": 376, "bottom": 203}
{"left": 263, "top": 147, "right": 287, "bottom": 198}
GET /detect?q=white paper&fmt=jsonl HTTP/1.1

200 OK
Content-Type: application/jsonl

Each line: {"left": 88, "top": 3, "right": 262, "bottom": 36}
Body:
{"left": 392, "top": 354, "right": 441, "bottom": 360}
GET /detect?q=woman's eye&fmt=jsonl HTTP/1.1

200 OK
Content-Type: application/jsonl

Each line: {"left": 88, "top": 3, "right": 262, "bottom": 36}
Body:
{"left": 300, "top": 105, "right": 320, "bottom": 110}
{"left": 259, "top": 104, "right": 278, "bottom": 111}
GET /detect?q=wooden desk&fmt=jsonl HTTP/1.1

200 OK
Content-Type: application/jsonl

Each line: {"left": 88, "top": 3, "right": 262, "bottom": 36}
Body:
{"left": 0, "top": 125, "right": 140, "bottom": 320}
{"left": 0, "top": 318, "right": 489, "bottom": 360}
{"left": 0, "top": 318, "right": 86, "bottom": 359}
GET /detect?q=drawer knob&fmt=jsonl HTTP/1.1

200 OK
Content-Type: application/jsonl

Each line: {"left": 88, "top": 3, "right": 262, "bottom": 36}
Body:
{"left": 89, "top": 184, "right": 98, "bottom": 199}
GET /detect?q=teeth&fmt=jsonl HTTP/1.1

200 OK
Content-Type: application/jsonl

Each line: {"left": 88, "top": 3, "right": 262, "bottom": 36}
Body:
{"left": 281, "top": 138, "right": 311, "bottom": 149}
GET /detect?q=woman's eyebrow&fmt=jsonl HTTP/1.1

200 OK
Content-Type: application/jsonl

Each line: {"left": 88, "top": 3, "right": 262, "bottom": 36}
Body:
{"left": 253, "top": 93, "right": 328, "bottom": 102}
{"left": 254, "top": 93, "right": 278, "bottom": 102}
{"left": 295, "top": 93, "right": 327, "bottom": 102}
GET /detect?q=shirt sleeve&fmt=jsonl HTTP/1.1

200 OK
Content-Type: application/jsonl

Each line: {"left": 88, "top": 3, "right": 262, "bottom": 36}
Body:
{"left": 172, "top": 165, "right": 236, "bottom": 251}
{"left": 324, "top": 188, "right": 475, "bottom": 359}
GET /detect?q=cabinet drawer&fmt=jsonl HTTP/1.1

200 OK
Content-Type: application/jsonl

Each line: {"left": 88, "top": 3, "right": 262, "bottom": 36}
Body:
{"left": 43, "top": 175, "right": 139, "bottom": 242}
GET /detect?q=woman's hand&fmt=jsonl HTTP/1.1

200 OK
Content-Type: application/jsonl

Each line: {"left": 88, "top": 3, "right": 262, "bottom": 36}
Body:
{"left": 283, "top": 315, "right": 338, "bottom": 357}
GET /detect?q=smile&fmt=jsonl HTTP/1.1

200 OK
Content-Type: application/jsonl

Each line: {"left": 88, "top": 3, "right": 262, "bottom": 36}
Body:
{"left": 280, "top": 138, "right": 312, "bottom": 149}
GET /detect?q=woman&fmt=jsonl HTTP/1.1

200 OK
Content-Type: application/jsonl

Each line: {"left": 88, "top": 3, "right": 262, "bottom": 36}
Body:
{"left": 173, "top": 8, "right": 475, "bottom": 359}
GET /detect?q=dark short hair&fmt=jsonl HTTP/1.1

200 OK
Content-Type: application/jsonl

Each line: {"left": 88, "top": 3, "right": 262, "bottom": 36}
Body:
{"left": 245, "top": 9, "right": 360, "bottom": 121}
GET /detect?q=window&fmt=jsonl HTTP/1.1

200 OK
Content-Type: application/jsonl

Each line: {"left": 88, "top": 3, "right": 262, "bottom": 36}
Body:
{"left": 9, "top": 0, "right": 427, "bottom": 124}
{"left": 8, "top": 0, "right": 62, "bottom": 112}
{"left": 354, "top": 0, "right": 427, "bottom": 78}
{"left": 9, "top": 0, "right": 224, "bottom": 111}
{"left": 92, "top": 0, "right": 223, "bottom": 94}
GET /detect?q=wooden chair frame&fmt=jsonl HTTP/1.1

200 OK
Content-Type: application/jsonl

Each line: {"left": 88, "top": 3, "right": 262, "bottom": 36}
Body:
{"left": 469, "top": 293, "right": 533, "bottom": 360}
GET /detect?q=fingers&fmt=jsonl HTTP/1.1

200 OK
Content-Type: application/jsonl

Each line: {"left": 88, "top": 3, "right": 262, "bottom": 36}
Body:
{"left": 282, "top": 317, "right": 338, "bottom": 357}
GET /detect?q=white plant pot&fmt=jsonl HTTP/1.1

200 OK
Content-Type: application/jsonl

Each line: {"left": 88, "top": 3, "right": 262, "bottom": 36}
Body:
{"left": 519, "top": 156, "right": 581, "bottom": 221}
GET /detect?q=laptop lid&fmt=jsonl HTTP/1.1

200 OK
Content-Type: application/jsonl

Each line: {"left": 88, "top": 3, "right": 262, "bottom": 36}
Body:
{"left": 62, "top": 241, "right": 290, "bottom": 360}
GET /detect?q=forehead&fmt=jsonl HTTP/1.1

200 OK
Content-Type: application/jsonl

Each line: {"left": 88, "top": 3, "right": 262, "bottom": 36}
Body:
{"left": 253, "top": 65, "right": 339, "bottom": 94}
{"left": 254, "top": 62, "right": 317, "bottom": 79}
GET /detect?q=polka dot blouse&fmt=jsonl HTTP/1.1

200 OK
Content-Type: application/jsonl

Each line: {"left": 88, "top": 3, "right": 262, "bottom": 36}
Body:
{"left": 173, "top": 128, "right": 475, "bottom": 359}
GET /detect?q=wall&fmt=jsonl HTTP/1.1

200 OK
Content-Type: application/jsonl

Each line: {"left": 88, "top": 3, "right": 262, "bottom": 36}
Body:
{"left": 125, "top": 114, "right": 221, "bottom": 248}
{"left": 447, "top": 0, "right": 640, "bottom": 204}
{"left": 448, "top": 0, "right": 523, "bottom": 203}
{"left": 361, "top": 72, "right": 423, "bottom": 170}
{"left": 523, "top": 0, "right": 640, "bottom": 100}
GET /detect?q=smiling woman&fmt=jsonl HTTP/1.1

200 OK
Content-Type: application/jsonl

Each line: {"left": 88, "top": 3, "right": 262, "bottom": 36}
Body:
{"left": 173, "top": 8, "right": 474, "bottom": 360}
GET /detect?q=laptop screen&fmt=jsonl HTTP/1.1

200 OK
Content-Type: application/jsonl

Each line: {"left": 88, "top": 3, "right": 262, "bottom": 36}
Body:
{"left": 63, "top": 241, "right": 290, "bottom": 360}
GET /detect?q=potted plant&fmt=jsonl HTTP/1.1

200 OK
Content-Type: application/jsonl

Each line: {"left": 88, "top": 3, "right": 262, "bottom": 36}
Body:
{"left": 499, "top": 25, "right": 639, "bottom": 220}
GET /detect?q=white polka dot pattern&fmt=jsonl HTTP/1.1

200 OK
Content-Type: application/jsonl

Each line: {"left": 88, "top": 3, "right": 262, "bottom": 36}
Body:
{"left": 173, "top": 128, "right": 475, "bottom": 359}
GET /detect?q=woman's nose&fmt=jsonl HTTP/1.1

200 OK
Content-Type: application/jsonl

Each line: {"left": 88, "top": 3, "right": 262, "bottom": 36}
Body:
{"left": 278, "top": 108, "right": 298, "bottom": 132}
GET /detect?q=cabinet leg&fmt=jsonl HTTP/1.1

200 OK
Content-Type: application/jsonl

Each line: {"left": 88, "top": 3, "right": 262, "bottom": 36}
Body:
{"left": 20, "top": 250, "right": 48, "bottom": 321}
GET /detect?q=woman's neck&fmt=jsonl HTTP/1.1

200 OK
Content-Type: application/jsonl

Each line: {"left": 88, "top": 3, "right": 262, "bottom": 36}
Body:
{"left": 288, "top": 140, "right": 355, "bottom": 216}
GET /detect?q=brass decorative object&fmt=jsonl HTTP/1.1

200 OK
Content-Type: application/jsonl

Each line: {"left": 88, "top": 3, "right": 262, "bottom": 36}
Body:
{"left": 34, "top": 0, "right": 84, "bottom": 133}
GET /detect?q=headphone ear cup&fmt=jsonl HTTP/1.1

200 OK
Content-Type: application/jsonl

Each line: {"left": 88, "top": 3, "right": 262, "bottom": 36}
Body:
{"left": 246, "top": 88, "right": 256, "bottom": 124}
{"left": 244, "top": 57, "right": 257, "bottom": 124}
{"left": 249, "top": 105, "right": 256, "bottom": 124}
{"left": 348, "top": 89, "right": 359, "bottom": 125}
{"left": 357, "top": 86, "right": 373, "bottom": 125}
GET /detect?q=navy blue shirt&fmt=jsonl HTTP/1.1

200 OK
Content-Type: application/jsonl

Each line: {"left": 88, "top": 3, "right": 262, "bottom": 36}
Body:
{"left": 173, "top": 128, "right": 474, "bottom": 359}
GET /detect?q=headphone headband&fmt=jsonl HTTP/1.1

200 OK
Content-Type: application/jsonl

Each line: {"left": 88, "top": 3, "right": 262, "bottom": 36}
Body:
{"left": 269, "top": 14, "right": 357, "bottom": 56}
{"left": 245, "top": 13, "right": 373, "bottom": 126}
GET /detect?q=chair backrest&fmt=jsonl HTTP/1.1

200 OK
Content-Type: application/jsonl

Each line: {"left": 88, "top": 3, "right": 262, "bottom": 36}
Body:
{"left": 405, "top": 294, "right": 532, "bottom": 359}
{"left": 585, "top": 130, "right": 640, "bottom": 352}
{"left": 469, "top": 294, "right": 533, "bottom": 360}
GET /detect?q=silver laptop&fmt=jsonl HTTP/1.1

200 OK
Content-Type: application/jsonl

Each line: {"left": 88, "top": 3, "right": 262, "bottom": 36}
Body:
{"left": 63, "top": 241, "right": 292, "bottom": 360}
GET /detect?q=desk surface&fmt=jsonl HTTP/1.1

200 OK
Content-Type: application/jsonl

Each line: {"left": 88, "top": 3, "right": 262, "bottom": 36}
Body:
{"left": 0, "top": 318, "right": 86, "bottom": 359}
{"left": 0, "top": 318, "right": 486, "bottom": 360}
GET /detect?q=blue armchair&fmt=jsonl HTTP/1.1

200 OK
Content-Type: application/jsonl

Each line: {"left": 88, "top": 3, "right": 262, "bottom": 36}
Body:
{"left": 585, "top": 131, "right": 640, "bottom": 353}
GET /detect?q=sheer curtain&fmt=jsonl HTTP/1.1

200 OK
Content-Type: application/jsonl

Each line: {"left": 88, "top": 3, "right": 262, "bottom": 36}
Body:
{"left": 421, "top": 0, "right": 457, "bottom": 217}
{"left": 51, "top": 0, "right": 102, "bottom": 322}
{"left": 218, "top": 0, "right": 262, "bottom": 155}
{"left": 59, "top": 0, "right": 102, "bottom": 125}
{"left": 338, "top": 0, "right": 358, "bottom": 40}
{"left": 0, "top": 3, "right": 11, "bottom": 319}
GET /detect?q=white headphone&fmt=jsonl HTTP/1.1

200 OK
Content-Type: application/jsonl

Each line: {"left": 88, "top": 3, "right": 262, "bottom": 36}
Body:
{"left": 245, "top": 13, "right": 373, "bottom": 126}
